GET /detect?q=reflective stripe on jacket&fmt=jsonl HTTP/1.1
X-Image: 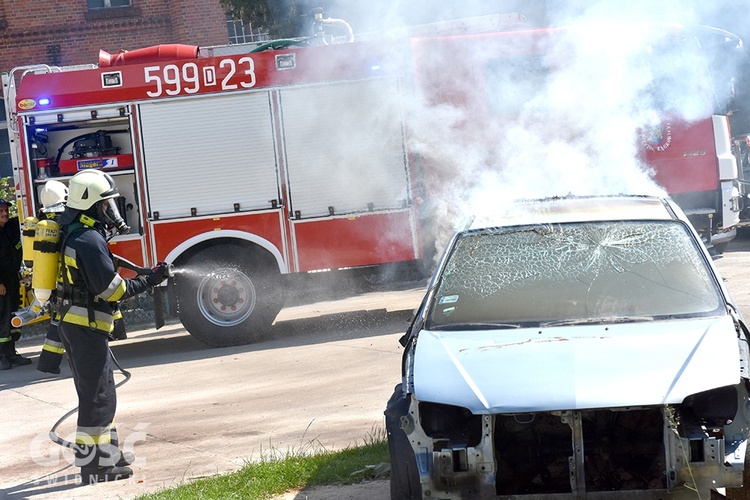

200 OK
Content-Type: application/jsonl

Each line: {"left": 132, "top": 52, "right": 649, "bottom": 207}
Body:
{"left": 59, "top": 222, "right": 149, "bottom": 334}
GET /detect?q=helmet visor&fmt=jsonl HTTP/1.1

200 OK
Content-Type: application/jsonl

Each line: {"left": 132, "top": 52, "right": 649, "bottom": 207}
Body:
{"left": 41, "top": 202, "right": 66, "bottom": 213}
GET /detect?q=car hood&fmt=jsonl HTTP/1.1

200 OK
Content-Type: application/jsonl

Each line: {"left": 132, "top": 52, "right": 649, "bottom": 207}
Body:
{"left": 412, "top": 315, "right": 741, "bottom": 413}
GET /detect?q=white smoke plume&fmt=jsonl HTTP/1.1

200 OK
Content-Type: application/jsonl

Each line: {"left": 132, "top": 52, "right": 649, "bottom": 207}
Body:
{"left": 326, "top": 0, "right": 747, "bottom": 258}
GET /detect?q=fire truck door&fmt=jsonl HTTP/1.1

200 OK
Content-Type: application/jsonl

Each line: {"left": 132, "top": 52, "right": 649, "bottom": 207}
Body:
{"left": 138, "top": 92, "right": 279, "bottom": 219}
{"left": 279, "top": 77, "right": 410, "bottom": 218}
{"left": 278, "top": 77, "right": 418, "bottom": 271}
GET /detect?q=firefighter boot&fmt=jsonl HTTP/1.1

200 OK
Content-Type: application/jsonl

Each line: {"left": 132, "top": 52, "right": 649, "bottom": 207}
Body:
{"left": 98, "top": 442, "right": 135, "bottom": 467}
{"left": 115, "top": 450, "right": 135, "bottom": 467}
{"left": 109, "top": 429, "right": 135, "bottom": 466}
{"left": 0, "top": 342, "right": 12, "bottom": 370}
{"left": 77, "top": 445, "right": 133, "bottom": 484}
{"left": 8, "top": 340, "right": 31, "bottom": 366}
{"left": 79, "top": 463, "right": 133, "bottom": 484}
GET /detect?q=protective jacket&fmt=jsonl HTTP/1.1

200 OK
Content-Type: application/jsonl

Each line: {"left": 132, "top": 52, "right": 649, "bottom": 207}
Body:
{"left": 58, "top": 216, "right": 149, "bottom": 334}
{"left": 0, "top": 216, "right": 21, "bottom": 287}
{"left": 38, "top": 212, "right": 129, "bottom": 374}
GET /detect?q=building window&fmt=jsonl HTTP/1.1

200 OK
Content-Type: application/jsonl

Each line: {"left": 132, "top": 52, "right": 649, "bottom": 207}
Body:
{"left": 226, "top": 15, "right": 269, "bottom": 44}
{"left": 88, "top": 0, "right": 131, "bottom": 8}
{"left": 46, "top": 45, "right": 62, "bottom": 67}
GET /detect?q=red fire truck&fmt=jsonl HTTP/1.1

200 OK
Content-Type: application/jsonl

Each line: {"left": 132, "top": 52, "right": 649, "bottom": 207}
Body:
{"left": 2, "top": 38, "right": 424, "bottom": 346}
{"left": 2, "top": 16, "right": 741, "bottom": 346}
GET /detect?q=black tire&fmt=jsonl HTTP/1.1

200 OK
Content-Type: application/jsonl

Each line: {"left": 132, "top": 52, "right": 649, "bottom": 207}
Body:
{"left": 175, "top": 244, "right": 284, "bottom": 347}
{"left": 385, "top": 384, "right": 422, "bottom": 500}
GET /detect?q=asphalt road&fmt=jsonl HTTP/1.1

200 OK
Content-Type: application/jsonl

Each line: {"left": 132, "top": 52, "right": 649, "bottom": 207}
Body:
{"left": 716, "top": 229, "right": 750, "bottom": 315}
{"left": 0, "top": 274, "right": 426, "bottom": 499}
{"left": 3, "top": 230, "right": 750, "bottom": 500}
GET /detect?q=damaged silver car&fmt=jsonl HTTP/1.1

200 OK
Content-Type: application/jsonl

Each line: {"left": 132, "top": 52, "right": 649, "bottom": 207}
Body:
{"left": 386, "top": 195, "right": 750, "bottom": 499}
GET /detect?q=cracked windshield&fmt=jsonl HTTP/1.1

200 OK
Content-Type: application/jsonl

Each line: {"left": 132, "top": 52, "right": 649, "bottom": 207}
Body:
{"left": 428, "top": 220, "right": 722, "bottom": 329}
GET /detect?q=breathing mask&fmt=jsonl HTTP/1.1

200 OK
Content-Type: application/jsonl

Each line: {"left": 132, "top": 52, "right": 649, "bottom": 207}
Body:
{"left": 100, "top": 198, "right": 130, "bottom": 236}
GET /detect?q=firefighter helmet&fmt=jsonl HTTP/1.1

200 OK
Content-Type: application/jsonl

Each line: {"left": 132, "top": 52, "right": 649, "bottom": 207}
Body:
{"left": 40, "top": 180, "right": 69, "bottom": 213}
{"left": 66, "top": 169, "right": 119, "bottom": 210}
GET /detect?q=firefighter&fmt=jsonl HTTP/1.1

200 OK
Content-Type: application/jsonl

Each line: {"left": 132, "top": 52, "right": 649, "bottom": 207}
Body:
{"left": 56, "top": 169, "right": 169, "bottom": 483}
{"left": 36, "top": 180, "right": 68, "bottom": 375}
{"left": 0, "top": 198, "right": 27, "bottom": 370}
{"left": 38, "top": 180, "right": 129, "bottom": 375}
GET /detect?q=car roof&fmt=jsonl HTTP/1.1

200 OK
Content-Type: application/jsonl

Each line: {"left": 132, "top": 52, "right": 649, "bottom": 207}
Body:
{"left": 468, "top": 195, "right": 677, "bottom": 230}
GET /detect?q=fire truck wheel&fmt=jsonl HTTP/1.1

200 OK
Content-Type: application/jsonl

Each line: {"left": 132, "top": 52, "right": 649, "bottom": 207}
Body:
{"left": 176, "top": 244, "right": 283, "bottom": 347}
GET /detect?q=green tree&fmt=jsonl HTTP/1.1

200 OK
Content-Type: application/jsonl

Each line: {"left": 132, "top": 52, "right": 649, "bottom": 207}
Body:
{"left": 0, "top": 177, "right": 17, "bottom": 217}
{"left": 219, "top": 0, "right": 314, "bottom": 39}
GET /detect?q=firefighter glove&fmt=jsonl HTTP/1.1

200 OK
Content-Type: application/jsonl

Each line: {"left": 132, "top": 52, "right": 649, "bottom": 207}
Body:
{"left": 145, "top": 262, "right": 170, "bottom": 287}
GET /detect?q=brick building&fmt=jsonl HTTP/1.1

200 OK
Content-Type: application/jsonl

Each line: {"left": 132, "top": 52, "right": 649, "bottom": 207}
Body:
{"left": 0, "top": 0, "right": 229, "bottom": 71}
{"left": 0, "top": 0, "right": 238, "bottom": 177}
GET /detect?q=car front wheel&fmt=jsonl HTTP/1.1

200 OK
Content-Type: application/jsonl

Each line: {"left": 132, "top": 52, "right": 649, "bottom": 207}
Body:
{"left": 385, "top": 384, "right": 422, "bottom": 500}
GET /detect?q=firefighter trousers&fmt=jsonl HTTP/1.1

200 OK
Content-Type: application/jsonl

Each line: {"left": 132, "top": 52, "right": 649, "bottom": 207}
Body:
{"left": 0, "top": 278, "right": 21, "bottom": 359}
{"left": 58, "top": 320, "right": 119, "bottom": 465}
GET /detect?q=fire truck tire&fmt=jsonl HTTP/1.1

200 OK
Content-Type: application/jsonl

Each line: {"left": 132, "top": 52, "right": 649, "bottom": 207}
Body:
{"left": 176, "top": 244, "right": 283, "bottom": 347}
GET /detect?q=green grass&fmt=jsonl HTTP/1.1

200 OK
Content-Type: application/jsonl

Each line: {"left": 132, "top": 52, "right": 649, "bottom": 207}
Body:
{"left": 136, "top": 428, "right": 390, "bottom": 499}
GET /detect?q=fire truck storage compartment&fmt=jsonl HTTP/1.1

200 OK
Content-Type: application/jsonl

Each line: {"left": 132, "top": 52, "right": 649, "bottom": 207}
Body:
{"left": 23, "top": 108, "right": 135, "bottom": 177}
{"left": 57, "top": 127, "right": 134, "bottom": 174}
{"left": 138, "top": 91, "right": 278, "bottom": 219}
{"left": 23, "top": 107, "right": 140, "bottom": 232}
{"left": 279, "top": 77, "right": 410, "bottom": 218}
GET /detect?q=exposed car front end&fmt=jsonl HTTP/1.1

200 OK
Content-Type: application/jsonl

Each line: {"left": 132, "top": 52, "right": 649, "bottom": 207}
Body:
{"left": 386, "top": 196, "right": 750, "bottom": 499}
